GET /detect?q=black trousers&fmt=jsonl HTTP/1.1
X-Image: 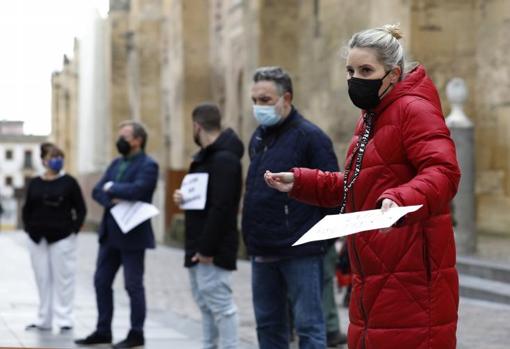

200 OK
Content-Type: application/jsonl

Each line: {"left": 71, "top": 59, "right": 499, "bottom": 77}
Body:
{"left": 94, "top": 243, "right": 146, "bottom": 334}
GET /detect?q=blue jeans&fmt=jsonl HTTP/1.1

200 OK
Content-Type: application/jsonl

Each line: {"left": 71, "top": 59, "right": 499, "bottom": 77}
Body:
{"left": 252, "top": 255, "right": 325, "bottom": 349}
{"left": 189, "top": 264, "right": 238, "bottom": 349}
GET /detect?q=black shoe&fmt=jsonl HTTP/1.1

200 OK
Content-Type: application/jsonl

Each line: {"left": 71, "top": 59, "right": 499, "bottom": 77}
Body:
{"left": 112, "top": 330, "right": 144, "bottom": 349}
{"left": 60, "top": 326, "right": 73, "bottom": 333}
{"left": 25, "top": 323, "right": 51, "bottom": 331}
{"left": 74, "top": 331, "right": 112, "bottom": 346}
{"left": 327, "top": 330, "right": 348, "bottom": 347}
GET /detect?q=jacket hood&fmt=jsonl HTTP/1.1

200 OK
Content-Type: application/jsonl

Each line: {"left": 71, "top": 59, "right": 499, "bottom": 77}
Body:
{"left": 196, "top": 128, "right": 244, "bottom": 160}
{"left": 373, "top": 65, "right": 442, "bottom": 115}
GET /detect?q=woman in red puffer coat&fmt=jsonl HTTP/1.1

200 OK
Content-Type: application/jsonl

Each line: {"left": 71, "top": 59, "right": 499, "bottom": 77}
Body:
{"left": 264, "top": 24, "right": 461, "bottom": 349}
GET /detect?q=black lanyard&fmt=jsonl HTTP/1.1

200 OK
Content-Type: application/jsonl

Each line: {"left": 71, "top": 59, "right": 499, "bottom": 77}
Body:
{"left": 339, "top": 112, "right": 374, "bottom": 214}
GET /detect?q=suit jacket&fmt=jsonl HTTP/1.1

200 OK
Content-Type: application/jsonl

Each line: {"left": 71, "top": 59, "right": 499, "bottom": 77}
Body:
{"left": 92, "top": 152, "right": 159, "bottom": 250}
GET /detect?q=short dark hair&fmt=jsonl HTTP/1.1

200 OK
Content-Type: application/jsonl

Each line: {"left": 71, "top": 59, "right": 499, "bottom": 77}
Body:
{"left": 48, "top": 146, "right": 65, "bottom": 159}
{"left": 119, "top": 121, "right": 148, "bottom": 149}
{"left": 253, "top": 66, "right": 293, "bottom": 98}
{"left": 40, "top": 143, "right": 64, "bottom": 159}
{"left": 192, "top": 102, "right": 222, "bottom": 131}
{"left": 40, "top": 142, "right": 54, "bottom": 159}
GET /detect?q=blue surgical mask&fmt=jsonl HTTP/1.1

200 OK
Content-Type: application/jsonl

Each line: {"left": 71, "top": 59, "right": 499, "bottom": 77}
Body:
{"left": 48, "top": 157, "right": 64, "bottom": 172}
{"left": 252, "top": 101, "right": 283, "bottom": 127}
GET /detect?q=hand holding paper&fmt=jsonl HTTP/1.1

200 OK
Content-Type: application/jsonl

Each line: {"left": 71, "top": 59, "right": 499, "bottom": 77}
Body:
{"left": 110, "top": 201, "right": 160, "bottom": 234}
{"left": 293, "top": 205, "right": 423, "bottom": 246}
{"left": 179, "top": 173, "right": 209, "bottom": 210}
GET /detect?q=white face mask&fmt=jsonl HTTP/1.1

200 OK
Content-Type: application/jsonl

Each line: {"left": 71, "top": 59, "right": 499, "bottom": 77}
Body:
{"left": 252, "top": 97, "right": 283, "bottom": 126}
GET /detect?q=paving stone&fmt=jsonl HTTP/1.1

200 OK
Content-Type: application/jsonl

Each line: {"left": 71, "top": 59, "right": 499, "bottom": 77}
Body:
{"left": 0, "top": 231, "right": 509, "bottom": 348}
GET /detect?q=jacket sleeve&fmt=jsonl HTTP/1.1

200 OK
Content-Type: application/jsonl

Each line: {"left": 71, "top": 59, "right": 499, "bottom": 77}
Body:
{"left": 22, "top": 180, "right": 33, "bottom": 230}
{"left": 70, "top": 177, "right": 87, "bottom": 232}
{"left": 108, "top": 160, "right": 159, "bottom": 201}
{"left": 198, "top": 154, "right": 242, "bottom": 257}
{"left": 92, "top": 163, "right": 115, "bottom": 208}
{"left": 289, "top": 167, "right": 344, "bottom": 208}
{"left": 377, "top": 99, "right": 461, "bottom": 224}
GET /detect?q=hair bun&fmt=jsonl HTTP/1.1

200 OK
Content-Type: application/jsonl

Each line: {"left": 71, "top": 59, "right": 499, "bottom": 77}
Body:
{"left": 382, "top": 24, "right": 403, "bottom": 40}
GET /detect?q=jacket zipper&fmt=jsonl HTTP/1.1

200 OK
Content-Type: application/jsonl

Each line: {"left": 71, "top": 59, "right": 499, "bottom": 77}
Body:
{"left": 423, "top": 232, "right": 432, "bottom": 348}
{"left": 254, "top": 145, "right": 268, "bottom": 191}
{"left": 351, "top": 209, "right": 368, "bottom": 349}
{"left": 284, "top": 204, "right": 289, "bottom": 229}
{"left": 423, "top": 233, "right": 431, "bottom": 282}
{"left": 346, "top": 124, "right": 370, "bottom": 348}
{"left": 351, "top": 237, "right": 368, "bottom": 349}
{"left": 260, "top": 145, "right": 268, "bottom": 161}
{"left": 345, "top": 154, "right": 368, "bottom": 346}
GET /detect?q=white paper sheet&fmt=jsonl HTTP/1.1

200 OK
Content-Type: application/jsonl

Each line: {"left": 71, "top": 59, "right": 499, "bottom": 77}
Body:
{"left": 110, "top": 201, "right": 160, "bottom": 234}
{"left": 293, "top": 205, "right": 423, "bottom": 246}
{"left": 179, "top": 173, "right": 209, "bottom": 210}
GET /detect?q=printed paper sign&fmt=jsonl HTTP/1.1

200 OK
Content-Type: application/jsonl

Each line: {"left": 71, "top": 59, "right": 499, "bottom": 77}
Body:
{"left": 179, "top": 173, "right": 209, "bottom": 210}
{"left": 111, "top": 201, "right": 160, "bottom": 234}
{"left": 293, "top": 205, "right": 423, "bottom": 246}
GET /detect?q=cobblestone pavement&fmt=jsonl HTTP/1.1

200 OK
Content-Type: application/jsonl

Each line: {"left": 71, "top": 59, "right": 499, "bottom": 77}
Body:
{"left": 0, "top": 231, "right": 509, "bottom": 348}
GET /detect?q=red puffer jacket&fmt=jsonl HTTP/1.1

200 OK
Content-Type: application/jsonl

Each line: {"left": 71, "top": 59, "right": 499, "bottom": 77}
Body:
{"left": 290, "top": 66, "right": 461, "bottom": 349}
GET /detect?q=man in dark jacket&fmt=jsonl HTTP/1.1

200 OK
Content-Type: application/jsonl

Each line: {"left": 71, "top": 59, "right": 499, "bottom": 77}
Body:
{"left": 75, "top": 121, "right": 158, "bottom": 349}
{"left": 173, "top": 102, "right": 244, "bottom": 349}
{"left": 242, "top": 66, "right": 339, "bottom": 349}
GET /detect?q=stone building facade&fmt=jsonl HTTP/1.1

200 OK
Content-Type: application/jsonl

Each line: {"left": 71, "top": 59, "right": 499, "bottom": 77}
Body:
{"left": 51, "top": 44, "right": 79, "bottom": 176}
{"left": 51, "top": 0, "right": 510, "bottom": 241}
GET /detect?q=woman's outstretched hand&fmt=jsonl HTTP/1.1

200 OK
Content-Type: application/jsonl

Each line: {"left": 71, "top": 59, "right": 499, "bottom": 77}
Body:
{"left": 264, "top": 170, "right": 295, "bottom": 193}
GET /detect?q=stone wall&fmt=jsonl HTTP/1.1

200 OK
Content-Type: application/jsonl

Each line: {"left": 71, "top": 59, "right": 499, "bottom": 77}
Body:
{"left": 108, "top": 2, "right": 131, "bottom": 156}
{"left": 208, "top": 0, "right": 510, "bottom": 236}
{"left": 474, "top": 0, "right": 510, "bottom": 234}
{"left": 50, "top": 44, "right": 79, "bottom": 176}
{"left": 128, "top": 0, "right": 166, "bottom": 167}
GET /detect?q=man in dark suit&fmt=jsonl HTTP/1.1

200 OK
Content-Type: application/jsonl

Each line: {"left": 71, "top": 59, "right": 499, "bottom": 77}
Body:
{"left": 75, "top": 121, "right": 158, "bottom": 349}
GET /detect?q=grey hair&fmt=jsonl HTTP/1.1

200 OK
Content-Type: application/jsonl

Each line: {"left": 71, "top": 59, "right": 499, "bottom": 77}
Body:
{"left": 118, "top": 120, "right": 148, "bottom": 149}
{"left": 347, "top": 24, "right": 415, "bottom": 80}
{"left": 253, "top": 66, "right": 293, "bottom": 98}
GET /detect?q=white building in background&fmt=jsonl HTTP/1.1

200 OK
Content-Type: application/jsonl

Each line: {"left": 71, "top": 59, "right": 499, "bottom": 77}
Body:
{"left": 0, "top": 121, "right": 47, "bottom": 229}
{"left": 77, "top": 8, "right": 109, "bottom": 174}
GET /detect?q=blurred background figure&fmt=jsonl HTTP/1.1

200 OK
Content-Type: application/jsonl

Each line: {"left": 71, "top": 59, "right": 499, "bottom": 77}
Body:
{"left": 242, "top": 66, "right": 339, "bottom": 349}
{"left": 335, "top": 242, "right": 352, "bottom": 308}
{"left": 22, "top": 143, "right": 87, "bottom": 332}
{"left": 322, "top": 243, "right": 347, "bottom": 347}
{"left": 75, "top": 121, "right": 158, "bottom": 349}
{"left": 174, "top": 102, "right": 244, "bottom": 349}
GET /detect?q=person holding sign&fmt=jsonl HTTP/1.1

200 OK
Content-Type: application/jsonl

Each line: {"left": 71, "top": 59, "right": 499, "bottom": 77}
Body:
{"left": 75, "top": 121, "right": 158, "bottom": 349}
{"left": 173, "top": 102, "right": 244, "bottom": 349}
{"left": 265, "top": 24, "right": 461, "bottom": 349}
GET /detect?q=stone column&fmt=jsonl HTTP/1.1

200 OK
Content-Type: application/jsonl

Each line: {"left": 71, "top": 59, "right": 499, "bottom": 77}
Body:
{"left": 445, "top": 78, "right": 476, "bottom": 255}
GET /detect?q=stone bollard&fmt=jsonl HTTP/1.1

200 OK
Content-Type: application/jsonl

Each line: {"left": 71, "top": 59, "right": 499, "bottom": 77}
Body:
{"left": 445, "top": 78, "right": 476, "bottom": 255}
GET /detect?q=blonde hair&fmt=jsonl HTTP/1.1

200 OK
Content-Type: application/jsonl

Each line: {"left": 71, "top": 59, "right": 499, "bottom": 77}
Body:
{"left": 347, "top": 23, "right": 416, "bottom": 80}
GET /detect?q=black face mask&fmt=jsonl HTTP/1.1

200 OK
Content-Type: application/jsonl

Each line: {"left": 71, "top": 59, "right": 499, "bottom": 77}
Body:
{"left": 116, "top": 137, "right": 131, "bottom": 156}
{"left": 347, "top": 70, "right": 392, "bottom": 110}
